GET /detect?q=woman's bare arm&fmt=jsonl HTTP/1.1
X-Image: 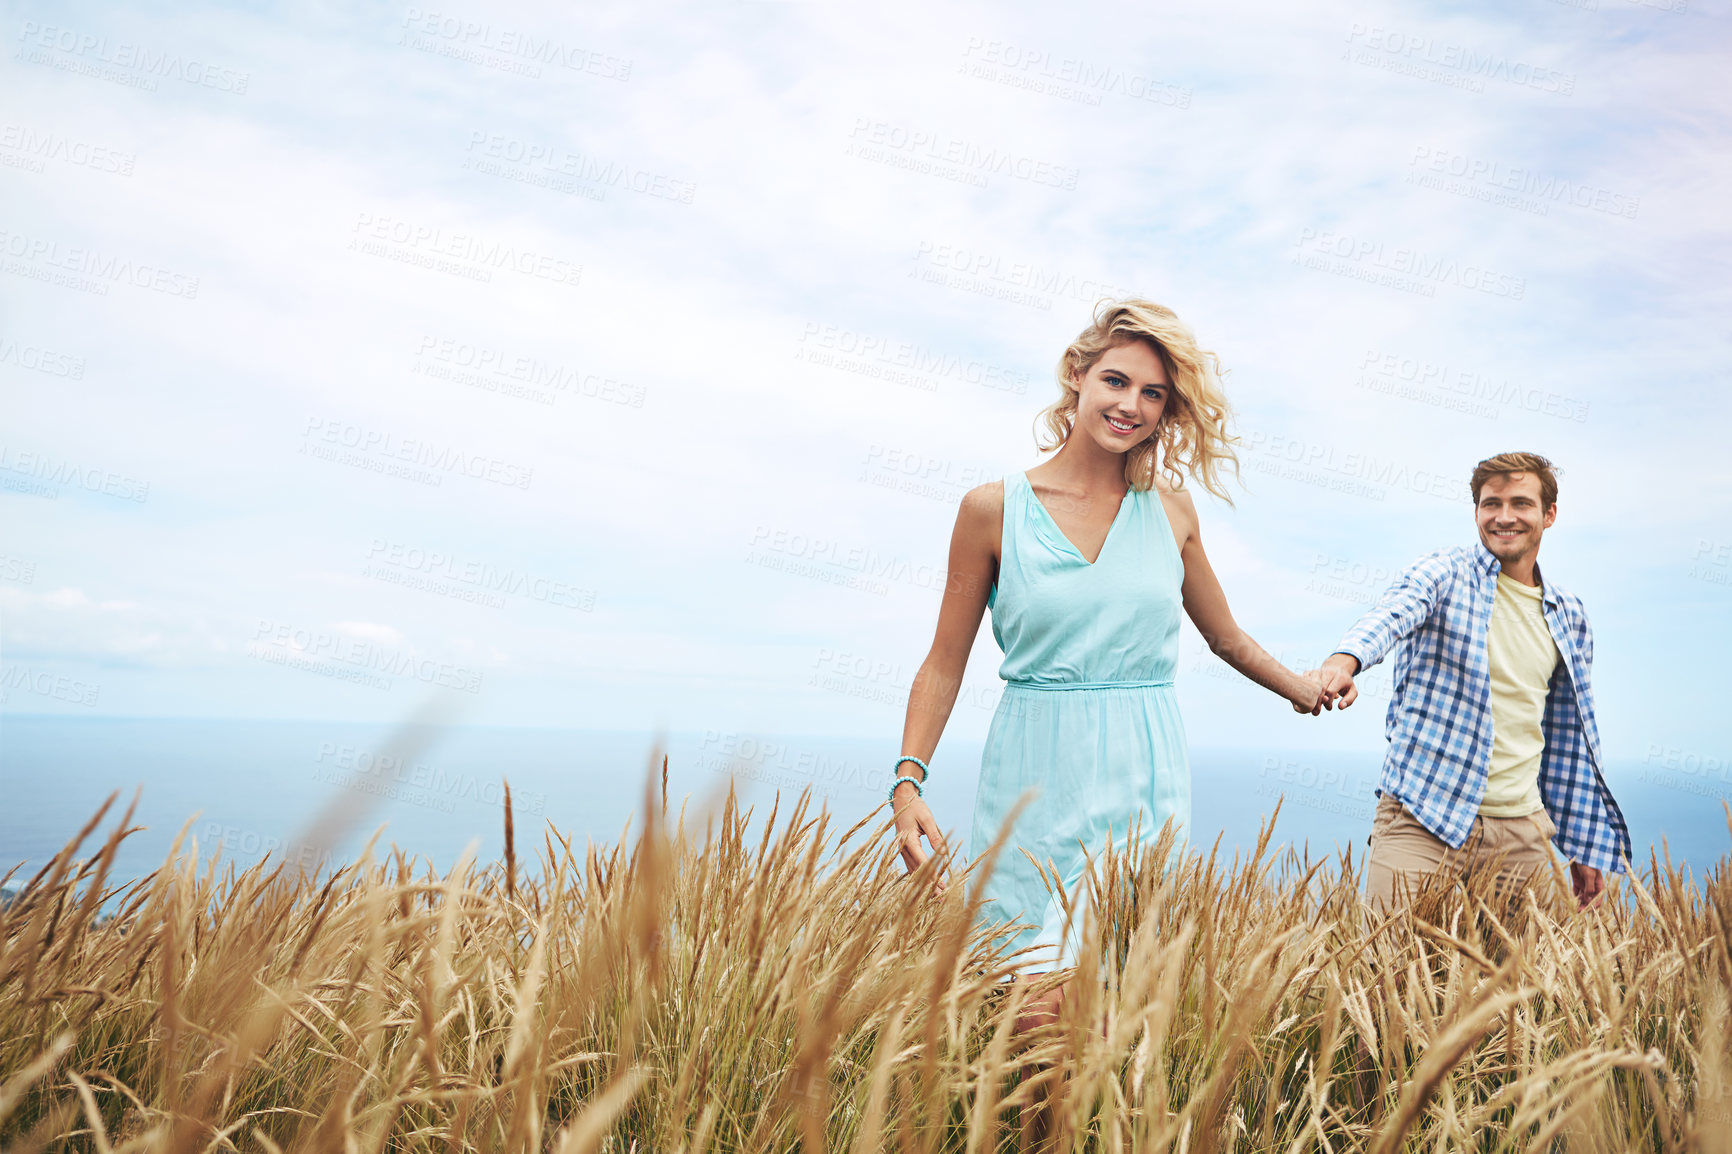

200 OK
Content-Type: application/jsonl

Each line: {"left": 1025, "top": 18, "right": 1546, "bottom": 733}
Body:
{"left": 891, "top": 480, "right": 1001, "bottom": 873}
{"left": 1163, "top": 488, "right": 1326, "bottom": 714}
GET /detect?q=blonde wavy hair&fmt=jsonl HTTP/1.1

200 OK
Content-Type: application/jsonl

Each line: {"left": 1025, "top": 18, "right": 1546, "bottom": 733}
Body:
{"left": 1036, "top": 298, "right": 1241, "bottom": 502}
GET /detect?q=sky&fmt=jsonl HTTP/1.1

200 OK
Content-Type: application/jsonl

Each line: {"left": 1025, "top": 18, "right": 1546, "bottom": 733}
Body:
{"left": 3, "top": 0, "right": 1730, "bottom": 789}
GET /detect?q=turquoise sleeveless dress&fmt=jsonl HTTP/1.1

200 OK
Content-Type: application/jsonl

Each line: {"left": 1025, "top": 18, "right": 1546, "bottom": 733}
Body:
{"left": 969, "top": 470, "right": 1190, "bottom": 971}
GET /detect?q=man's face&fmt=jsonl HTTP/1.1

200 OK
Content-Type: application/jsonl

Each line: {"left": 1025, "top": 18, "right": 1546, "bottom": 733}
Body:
{"left": 1475, "top": 471, "right": 1555, "bottom": 564}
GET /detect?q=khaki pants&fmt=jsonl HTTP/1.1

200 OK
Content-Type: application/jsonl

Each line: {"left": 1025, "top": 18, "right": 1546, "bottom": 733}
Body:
{"left": 1364, "top": 794, "right": 1558, "bottom": 914}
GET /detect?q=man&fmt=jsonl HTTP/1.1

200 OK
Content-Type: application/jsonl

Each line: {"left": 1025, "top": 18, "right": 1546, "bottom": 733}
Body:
{"left": 1310, "top": 452, "right": 1630, "bottom": 913}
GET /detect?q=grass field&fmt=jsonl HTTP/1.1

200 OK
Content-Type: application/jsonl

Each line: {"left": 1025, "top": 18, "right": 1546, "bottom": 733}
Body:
{"left": 3, "top": 760, "right": 1729, "bottom": 1153}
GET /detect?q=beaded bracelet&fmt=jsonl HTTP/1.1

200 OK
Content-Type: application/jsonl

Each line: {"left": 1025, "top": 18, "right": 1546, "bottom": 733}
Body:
{"left": 895, "top": 754, "right": 930, "bottom": 779}
{"left": 888, "top": 775, "right": 925, "bottom": 801}
{"left": 893, "top": 755, "right": 935, "bottom": 800}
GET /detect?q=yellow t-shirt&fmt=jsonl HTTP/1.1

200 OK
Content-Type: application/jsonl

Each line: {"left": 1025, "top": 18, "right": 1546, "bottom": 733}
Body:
{"left": 1479, "top": 572, "right": 1559, "bottom": 817}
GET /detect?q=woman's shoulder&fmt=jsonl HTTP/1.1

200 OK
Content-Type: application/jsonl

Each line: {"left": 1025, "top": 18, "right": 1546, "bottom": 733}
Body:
{"left": 1152, "top": 477, "right": 1199, "bottom": 540}
{"left": 1151, "top": 475, "right": 1196, "bottom": 508}
{"left": 951, "top": 480, "right": 1004, "bottom": 561}
{"left": 958, "top": 479, "right": 1005, "bottom": 521}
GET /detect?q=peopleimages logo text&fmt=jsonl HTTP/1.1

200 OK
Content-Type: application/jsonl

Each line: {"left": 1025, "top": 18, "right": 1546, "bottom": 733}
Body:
{"left": 799, "top": 323, "right": 1029, "bottom": 394}
{"left": 416, "top": 336, "right": 645, "bottom": 407}
{"left": 301, "top": 418, "right": 533, "bottom": 489}
{"left": 1293, "top": 229, "right": 1524, "bottom": 299}
{"left": 349, "top": 213, "right": 584, "bottom": 286}
{"left": 15, "top": 20, "right": 250, "bottom": 93}
{"left": 0, "top": 227, "right": 199, "bottom": 298}
{"left": 847, "top": 118, "right": 1080, "bottom": 189}
{"left": 912, "top": 241, "right": 1135, "bottom": 303}
{"left": 399, "top": 9, "right": 631, "bottom": 79}
{"left": 0, "top": 124, "right": 135, "bottom": 175}
{"left": 1408, "top": 146, "right": 1638, "bottom": 219}
{"left": 748, "top": 526, "right": 953, "bottom": 592}
{"left": 251, "top": 620, "right": 484, "bottom": 693}
{"left": 464, "top": 132, "right": 695, "bottom": 204}
{"left": 0, "top": 665, "right": 100, "bottom": 707}
{"left": 365, "top": 539, "right": 595, "bottom": 610}
{"left": 1344, "top": 24, "right": 1574, "bottom": 95}
{"left": 0, "top": 336, "right": 85, "bottom": 378}
{"left": 0, "top": 444, "right": 149, "bottom": 501}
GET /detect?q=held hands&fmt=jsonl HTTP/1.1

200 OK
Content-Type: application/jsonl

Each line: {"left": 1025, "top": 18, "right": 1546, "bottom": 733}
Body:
{"left": 1289, "top": 674, "right": 1331, "bottom": 715}
{"left": 1298, "top": 653, "right": 1361, "bottom": 713}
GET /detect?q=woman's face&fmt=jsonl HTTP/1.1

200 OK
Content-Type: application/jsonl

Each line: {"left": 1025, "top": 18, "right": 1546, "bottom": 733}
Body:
{"left": 1072, "top": 339, "right": 1170, "bottom": 454}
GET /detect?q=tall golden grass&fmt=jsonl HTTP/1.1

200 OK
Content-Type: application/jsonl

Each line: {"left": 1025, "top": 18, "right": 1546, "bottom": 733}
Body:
{"left": 2, "top": 761, "right": 1729, "bottom": 1153}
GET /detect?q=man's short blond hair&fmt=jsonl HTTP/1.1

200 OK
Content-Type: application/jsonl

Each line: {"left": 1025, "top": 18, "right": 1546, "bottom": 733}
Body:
{"left": 1470, "top": 452, "right": 1558, "bottom": 509}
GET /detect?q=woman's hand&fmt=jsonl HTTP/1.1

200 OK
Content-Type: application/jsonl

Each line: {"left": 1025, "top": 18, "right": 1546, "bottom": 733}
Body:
{"left": 1288, "top": 671, "right": 1333, "bottom": 715}
{"left": 892, "top": 785, "right": 949, "bottom": 888}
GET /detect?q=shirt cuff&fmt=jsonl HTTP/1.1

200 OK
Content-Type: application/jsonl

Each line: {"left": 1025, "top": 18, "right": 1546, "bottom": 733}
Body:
{"left": 1331, "top": 643, "right": 1373, "bottom": 674}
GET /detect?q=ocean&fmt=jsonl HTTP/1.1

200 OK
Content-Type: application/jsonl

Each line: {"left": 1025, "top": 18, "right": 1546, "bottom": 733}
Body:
{"left": 2, "top": 716, "right": 1725, "bottom": 906}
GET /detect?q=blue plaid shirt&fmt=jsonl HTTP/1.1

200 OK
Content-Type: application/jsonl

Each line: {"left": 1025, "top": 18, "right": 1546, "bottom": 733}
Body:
{"left": 1334, "top": 541, "right": 1631, "bottom": 874}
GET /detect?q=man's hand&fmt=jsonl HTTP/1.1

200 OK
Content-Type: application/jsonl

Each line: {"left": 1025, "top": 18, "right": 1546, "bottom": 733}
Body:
{"left": 892, "top": 785, "right": 949, "bottom": 893}
{"left": 1571, "top": 862, "right": 1606, "bottom": 911}
{"left": 1311, "top": 653, "right": 1360, "bottom": 710}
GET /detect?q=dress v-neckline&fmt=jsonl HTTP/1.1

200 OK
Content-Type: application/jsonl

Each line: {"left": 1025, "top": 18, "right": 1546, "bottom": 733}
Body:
{"left": 1021, "top": 471, "right": 1131, "bottom": 567}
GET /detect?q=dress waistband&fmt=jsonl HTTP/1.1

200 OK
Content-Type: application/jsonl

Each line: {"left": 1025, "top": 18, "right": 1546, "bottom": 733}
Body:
{"left": 1004, "top": 678, "right": 1175, "bottom": 691}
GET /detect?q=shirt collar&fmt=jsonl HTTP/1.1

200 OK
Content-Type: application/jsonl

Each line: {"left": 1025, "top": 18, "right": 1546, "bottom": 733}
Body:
{"left": 1474, "top": 538, "right": 1562, "bottom": 610}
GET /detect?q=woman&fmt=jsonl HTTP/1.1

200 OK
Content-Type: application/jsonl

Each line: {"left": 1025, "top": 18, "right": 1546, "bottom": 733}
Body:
{"left": 887, "top": 298, "right": 1326, "bottom": 1018}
